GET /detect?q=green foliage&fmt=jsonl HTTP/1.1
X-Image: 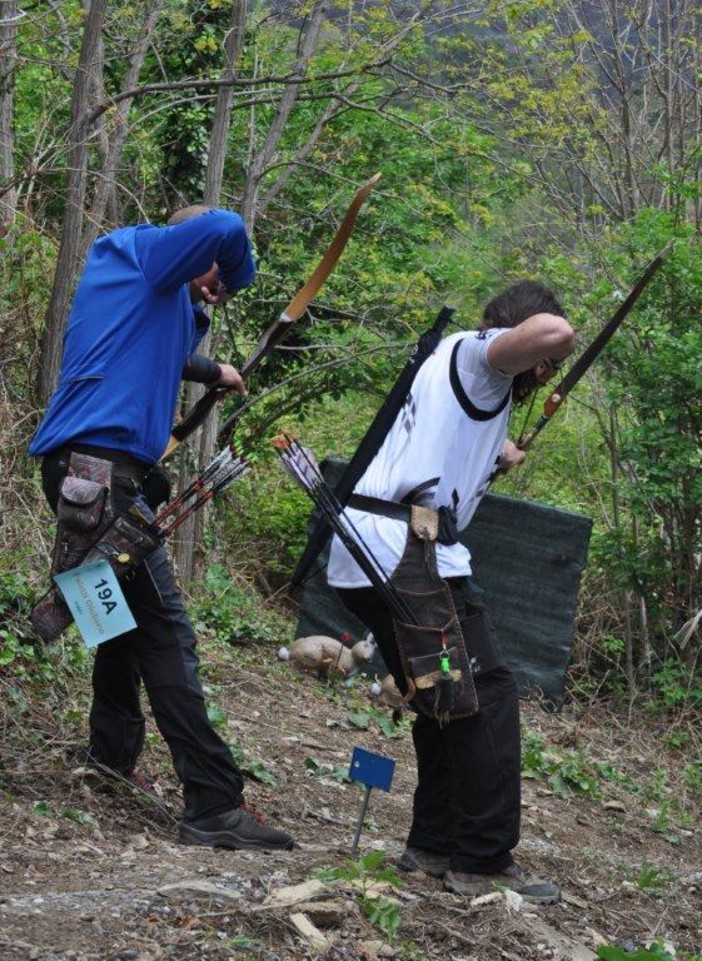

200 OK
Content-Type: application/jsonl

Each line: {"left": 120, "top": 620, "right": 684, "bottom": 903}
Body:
{"left": 361, "top": 895, "right": 402, "bottom": 941}
{"left": 224, "top": 467, "right": 311, "bottom": 582}
{"left": 682, "top": 762, "right": 701, "bottom": 805}
{"left": 190, "top": 564, "right": 286, "bottom": 643}
{"left": 205, "top": 701, "right": 228, "bottom": 729}
{"left": 33, "top": 800, "right": 96, "bottom": 827}
{"left": 62, "top": 805, "right": 97, "bottom": 827}
{"left": 650, "top": 662, "right": 702, "bottom": 712}
{"left": 521, "top": 731, "right": 601, "bottom": 799}
{"left": 346, "top": 708, "right": 402, "bottom": 739}
{"left": 593, "top": 219, "right": 701, "bottom": 622}
{"left": 302, "top": 755, "right": 350, "bottom": 785}
{"left": 316, "top": 849, "right": 403, "bottom": 940}
{"left": 0, "top": 569, "right": 54, "bottom": 680}
{"left": 229, "top": 743, "right": 276, "bottom": 786}
{"left": 631, "top": 862, "right": 676, "bottom": 895}
{"left": 316, "top": 848, "right": 402, "bottom": 889}
{"left": 598, "top": 943, "right": 676, "bottom": 961}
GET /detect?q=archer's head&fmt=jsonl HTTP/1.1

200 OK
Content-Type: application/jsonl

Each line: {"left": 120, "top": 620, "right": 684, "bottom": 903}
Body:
{"left": 479, "top": 280, "right": 567, "bottom": 404}
{"left": 167, "top": 204, "right": 233, "bottom": 307}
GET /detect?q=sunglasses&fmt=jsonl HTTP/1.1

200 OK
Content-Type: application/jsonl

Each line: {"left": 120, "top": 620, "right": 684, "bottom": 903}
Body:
{"left": 541, "top": 358, "right": 562, "bottom": 373}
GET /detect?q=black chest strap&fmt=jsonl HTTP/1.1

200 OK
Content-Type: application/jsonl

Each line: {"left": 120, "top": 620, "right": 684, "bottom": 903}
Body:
{"left": 449, "top": 339, "right": 512, "bottom": 420}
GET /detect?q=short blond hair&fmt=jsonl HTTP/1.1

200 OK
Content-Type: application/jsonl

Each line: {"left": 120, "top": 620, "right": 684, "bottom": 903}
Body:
{"left": 167, "top": 204, "right": 213, "bottom": 226}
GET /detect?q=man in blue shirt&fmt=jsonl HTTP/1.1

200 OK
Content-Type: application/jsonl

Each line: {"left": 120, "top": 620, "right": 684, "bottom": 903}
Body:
{"left": 30, "top": 206, "right": 294, "bottom": 851}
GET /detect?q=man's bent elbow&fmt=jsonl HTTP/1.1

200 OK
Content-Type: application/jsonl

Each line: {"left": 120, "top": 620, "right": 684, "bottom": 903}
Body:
{"left": 536, "top": 314, "right": 575, "bottom": 360}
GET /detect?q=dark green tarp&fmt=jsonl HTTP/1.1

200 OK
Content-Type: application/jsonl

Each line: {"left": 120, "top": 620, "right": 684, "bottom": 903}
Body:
{"left": 295, "top": 459, "right": 592, "bottom": 709}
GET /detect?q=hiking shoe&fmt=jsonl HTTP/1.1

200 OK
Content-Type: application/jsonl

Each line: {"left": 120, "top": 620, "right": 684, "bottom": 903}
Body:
{"left": 66, "top": 747, "right": 163, "bottom": 798}
{"left": 444, "top": 863, "right": 561, "bottom": 904}
{"left": 68, "top": 746, "right": 160, "bottom": 795}
{"left": 125, "top": 767, "right": 161, "bottom": 795}
{"left": 178, "top": 805, "right": 295, "bottom": 851}
{"left": 398, "top": 846, "right": 451, "bottom": 878}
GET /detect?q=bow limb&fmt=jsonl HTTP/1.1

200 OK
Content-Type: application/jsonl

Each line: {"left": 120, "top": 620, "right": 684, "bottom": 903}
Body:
{"left": 161, "top": 172, "right": 382, "bottom": 460}
{"left": 517, "top": 240, "right": 672, "bottom": 453}
{"left": 487, "top": 241, "right": 673, "bottom": 485}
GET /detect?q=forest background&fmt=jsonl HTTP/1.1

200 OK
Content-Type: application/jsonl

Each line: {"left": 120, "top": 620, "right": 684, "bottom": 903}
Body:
{"left": 0, "top": 0, "right": 700, "bottom": 782}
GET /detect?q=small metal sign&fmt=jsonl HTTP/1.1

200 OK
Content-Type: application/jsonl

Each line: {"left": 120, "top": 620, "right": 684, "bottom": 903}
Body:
{"left": 349, "top": 747, "right": 395, "bottom": 792}
{"left": 348, "top": 747, "right": 396, "bottom": 855}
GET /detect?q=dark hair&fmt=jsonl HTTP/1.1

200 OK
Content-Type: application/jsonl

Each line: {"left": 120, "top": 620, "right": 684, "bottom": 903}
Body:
{"left": 480, "top": 280, "right": 566, "bottom": 405}
{"left": 480, "top": 280, "right": 564, "bottom": 331}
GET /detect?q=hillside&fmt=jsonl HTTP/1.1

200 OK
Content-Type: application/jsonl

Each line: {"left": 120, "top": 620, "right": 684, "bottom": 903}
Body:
{"left": 0, "top": 629, "right": 699, "bottom": 961}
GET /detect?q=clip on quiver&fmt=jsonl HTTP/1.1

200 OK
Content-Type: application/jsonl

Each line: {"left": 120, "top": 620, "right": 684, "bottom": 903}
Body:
{"left": 31, "top": 454, "right": 163, "bottom": 642}
{"left": 390, "top": 506, "right": 478, "bottom": 724}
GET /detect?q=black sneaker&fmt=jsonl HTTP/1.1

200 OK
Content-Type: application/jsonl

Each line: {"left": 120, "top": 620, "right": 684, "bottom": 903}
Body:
{"left": 398, "top": 846, "right": 451, "bottom": 878}
{"left": 178, "top": 805, "right": 295, "bottom": 851}
{"left": 444, "top": 863, "right": 561, "bottom": 904}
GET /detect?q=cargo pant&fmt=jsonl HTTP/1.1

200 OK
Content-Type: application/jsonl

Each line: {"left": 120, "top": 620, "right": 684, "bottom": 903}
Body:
{"left": 41, "top": 447, "right": 245, "bottom": 822}
{"left": 338, "top": 572, "right": 521, "bottom": 874}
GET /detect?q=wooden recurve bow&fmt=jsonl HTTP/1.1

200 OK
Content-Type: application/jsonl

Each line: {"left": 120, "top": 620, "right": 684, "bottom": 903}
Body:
{"left": 516, "top": 241, "right": 673, "bottom": 455}
{"left": 161, "top": 172, "right": 381, "bottom": 460}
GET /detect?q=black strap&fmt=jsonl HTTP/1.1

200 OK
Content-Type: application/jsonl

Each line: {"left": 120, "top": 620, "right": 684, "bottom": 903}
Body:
{"left": 449, "top": 340, "right": 512, "bottom": 420}
{"left": 291, "top": 306, "right": 455, "bottom": 586}
{"left": 53, "top": 444, "right": 154, "bottom": 483}
{"left": 348, "top": 492, "right": 412, "bottom": 523}
{"left": 347, "top": 493, "right": 459, "bottom": 547}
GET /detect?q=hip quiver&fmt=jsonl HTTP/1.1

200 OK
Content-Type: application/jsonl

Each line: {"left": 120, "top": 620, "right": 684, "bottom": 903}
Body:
{"left": 390, "top": 506, "right": 478, "bottom": 724}
{"left": 31, "top": 453, "right": 162, "bottom": 642}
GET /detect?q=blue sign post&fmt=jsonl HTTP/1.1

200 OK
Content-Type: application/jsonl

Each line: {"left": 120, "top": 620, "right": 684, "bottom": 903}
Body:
{"left": 348, "top": 747, "right": 395, "bottom": 855}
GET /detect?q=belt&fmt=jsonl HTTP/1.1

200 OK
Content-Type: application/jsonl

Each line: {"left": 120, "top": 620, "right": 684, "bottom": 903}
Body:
{"left": 49, "top": 444, "right": 154, "bottom": 483}
{"left": 347, "top": 493, "right": 459, "bottom": 546}
{"left": 348, "top": 493, "right": 414, "bottom": 523}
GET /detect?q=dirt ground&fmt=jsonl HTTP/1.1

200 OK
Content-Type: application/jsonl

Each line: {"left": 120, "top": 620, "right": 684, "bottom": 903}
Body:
{"left": 0, "top": 635, "right": 699, "bottom": 961}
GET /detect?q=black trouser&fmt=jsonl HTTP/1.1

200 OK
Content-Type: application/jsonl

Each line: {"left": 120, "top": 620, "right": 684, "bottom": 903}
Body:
{"left": 42, "top": 449, "right": 245, "bottom": 822}
{"left": 338, "top": 580, "right": 521, "bottom": 874}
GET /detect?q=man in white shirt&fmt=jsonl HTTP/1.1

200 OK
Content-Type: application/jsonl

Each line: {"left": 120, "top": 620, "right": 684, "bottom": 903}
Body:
{"left": 329, "top": 280, "right": 575, "bottom": 902}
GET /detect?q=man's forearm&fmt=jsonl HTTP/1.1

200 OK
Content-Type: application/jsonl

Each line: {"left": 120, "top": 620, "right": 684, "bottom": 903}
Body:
{"left": 182, "top": 353, "right": 222, "bottom": 385}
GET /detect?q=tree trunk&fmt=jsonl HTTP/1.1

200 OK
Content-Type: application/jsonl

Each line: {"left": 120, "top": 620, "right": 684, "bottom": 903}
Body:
{"left": 84, "top": 0, "right": 165, "bottom": 247}
{"left": 173, "top": 0, "right": 247, "bottom": 584}
{"left": 0, "top": 0, "right": 18, "bottom": 228}
{"left": 241, "top": 0, "right": 327, "bottom": 229}
{"left": 37, "top": 0, "right": 109, "bottom": 403}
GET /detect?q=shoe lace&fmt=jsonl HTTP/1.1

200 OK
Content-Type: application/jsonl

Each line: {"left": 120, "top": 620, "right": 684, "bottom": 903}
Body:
{"left": 240, "top": 803, "right": 266, "bottom": 824}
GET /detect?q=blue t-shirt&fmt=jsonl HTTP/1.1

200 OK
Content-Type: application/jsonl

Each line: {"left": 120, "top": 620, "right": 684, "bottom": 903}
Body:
{"left": 29, "top": 209, "right": 255, "bottom": 464}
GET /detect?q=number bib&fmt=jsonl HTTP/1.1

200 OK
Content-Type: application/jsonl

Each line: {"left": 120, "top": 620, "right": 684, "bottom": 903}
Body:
{"left": 54, "top": 560, "right": 136, "bottom": 647}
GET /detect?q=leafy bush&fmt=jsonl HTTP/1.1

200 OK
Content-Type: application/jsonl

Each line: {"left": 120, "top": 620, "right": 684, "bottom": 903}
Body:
{"left": 190, "top": 563, "right": 288, "bottom": 644}
{"left": 521, "top": 731, "right": 601, "bottom": 799}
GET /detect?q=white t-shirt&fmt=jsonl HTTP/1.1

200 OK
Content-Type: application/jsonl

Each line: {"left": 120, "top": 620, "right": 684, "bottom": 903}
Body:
{"left": 327, "top": 329, "right": 513, "bottom": 588}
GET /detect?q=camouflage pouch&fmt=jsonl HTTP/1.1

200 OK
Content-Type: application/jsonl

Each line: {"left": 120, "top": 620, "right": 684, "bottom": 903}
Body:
{"left": 32, "top": 453, "right": 116, "bottom": 642}
{"left": 79, "top": 507, "right": 164, "bottom": 578}
{"left": 31, "top": 507, "right": 164, "bottom": 643}
{"left": 50, "top": 475, "right": 111, "bottom": 573}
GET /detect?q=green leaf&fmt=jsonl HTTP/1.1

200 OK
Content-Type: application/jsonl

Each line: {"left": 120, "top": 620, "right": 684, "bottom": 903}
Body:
{"left": 62, "top": 806, "right": 97, "bottom": 826}
{"left": 347, "top": 711, "right": 370, "bottom": 729}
